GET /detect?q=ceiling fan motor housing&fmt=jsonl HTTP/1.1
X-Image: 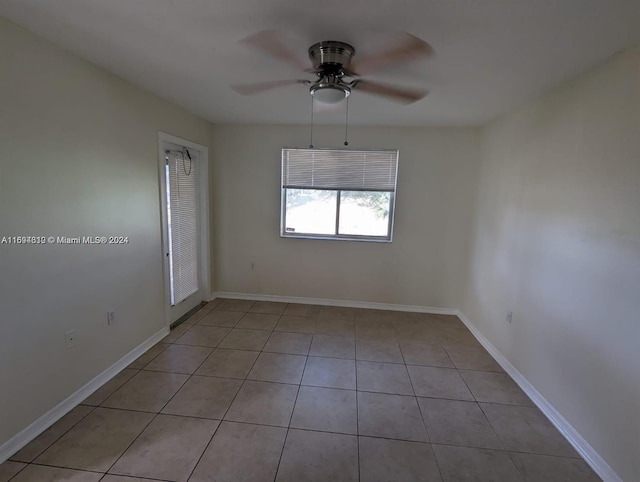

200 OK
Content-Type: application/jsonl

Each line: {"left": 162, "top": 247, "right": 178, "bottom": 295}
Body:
{"left": 308, "top": 41, "right": 355, "bottom": 72}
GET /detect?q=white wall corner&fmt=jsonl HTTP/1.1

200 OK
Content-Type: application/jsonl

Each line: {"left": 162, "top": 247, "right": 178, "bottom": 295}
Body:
{"left": 0, "top": 327, "right": 169, "bottom": 464}
{"left": 456, "top": 310, "right": 622, "bottom": 482}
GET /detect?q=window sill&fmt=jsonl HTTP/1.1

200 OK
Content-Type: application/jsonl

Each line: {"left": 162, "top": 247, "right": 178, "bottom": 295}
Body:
{"left": 280, "top": 233, "right": 392, "bottom": 243}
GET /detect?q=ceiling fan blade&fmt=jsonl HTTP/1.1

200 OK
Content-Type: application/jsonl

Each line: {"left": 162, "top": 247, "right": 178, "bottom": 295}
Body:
{"left": 231, "top": 79, "right": 310, "bottom": 95}
{"left": 239, "top": 30, "right": 309, "bottom": 71}
{"left": 353, "top": 79, "right": 428, "bottom": 104}
{"left": 350, "top": 33, "right": 434, "bottom": 75}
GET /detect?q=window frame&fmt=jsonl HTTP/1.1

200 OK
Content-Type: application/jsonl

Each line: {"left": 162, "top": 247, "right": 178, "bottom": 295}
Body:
{"left": 280, "top": 148, "right": 399, "bottom": 243}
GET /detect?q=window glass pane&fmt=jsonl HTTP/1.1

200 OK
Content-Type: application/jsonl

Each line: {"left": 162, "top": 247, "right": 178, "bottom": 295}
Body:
{"left": 285, "top": 189, "right": 337, "bottom": 235}
{"left": 338, "top": 191, "right": 391, "bottom": 237}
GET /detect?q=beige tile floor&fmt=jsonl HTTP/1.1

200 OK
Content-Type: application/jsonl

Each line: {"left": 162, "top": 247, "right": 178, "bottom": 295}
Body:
{"left": 2, "top": 299, "right": 601, "bottom": 481}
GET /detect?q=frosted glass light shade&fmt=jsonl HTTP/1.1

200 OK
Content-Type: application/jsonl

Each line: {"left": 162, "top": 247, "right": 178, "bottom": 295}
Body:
{"left": 311, "top": 85, "right": 350, "bottom": 104}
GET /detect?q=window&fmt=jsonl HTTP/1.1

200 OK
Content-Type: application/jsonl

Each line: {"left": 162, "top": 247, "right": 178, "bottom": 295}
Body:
{"left": 281, "top": 148, "right": 398, "bottom": 242}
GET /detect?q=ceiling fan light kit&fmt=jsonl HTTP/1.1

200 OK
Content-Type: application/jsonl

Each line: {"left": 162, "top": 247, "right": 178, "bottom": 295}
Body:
{"left": 310, "top": 81, "right": 351, "bottom": 104}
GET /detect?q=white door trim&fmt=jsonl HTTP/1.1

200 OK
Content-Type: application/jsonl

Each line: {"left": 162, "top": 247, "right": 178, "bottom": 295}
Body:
{"left": 157, "top": 131, "right": 210, "bottom": 328}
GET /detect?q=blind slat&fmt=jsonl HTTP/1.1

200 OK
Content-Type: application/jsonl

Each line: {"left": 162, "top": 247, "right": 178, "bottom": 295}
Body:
{"left": 282, "top": 148, "right": 398, "bottom": 191}
{"left": 167, "top": 153, "right": 199, "bottom": 305}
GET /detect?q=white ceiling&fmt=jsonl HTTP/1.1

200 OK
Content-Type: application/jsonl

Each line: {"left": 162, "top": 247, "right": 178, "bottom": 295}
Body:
{"left": 1, "top": 0, "right": 639, "bottom": 126}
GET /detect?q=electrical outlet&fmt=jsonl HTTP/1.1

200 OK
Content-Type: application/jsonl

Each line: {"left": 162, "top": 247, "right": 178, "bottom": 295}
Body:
{"left": 506, "top": 311, "right": 513, "bottom": 324}
{"left": 107, "top": 311, "right": 116, "bottom": 325}
{"left": 65, "top": 329, "right": 76, "bottom": 348}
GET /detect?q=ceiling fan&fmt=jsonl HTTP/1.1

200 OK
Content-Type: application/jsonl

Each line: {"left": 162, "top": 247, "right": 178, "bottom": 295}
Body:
{"left": 232, "top": 30, "right": 434, "bottom": 105}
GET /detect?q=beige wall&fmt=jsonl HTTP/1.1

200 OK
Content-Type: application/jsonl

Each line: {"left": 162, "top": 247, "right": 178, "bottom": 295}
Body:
{"left": 462, "top": 49, "right": 640, "bottom": 481}
{"left": 0, "top": 17, "right": 211, "bottom": 445}
{"left": 210, "top": 124, "right": 480, "bottom": 308}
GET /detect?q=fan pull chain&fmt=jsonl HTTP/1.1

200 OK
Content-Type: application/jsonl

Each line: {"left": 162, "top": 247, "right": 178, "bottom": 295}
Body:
{"left": 344, "top": 96, "right": 350, "bottom": 146}
{"left": 309, "top": 95, "right": 315, "bottom": 149}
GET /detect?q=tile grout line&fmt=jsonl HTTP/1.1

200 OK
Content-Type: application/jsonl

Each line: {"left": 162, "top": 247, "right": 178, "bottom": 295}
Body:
{"left": 9, "top": 461, "right": 123, "bottom": 479}
{"left": 403, "top": 339, "right": 447, "bottom": 482}
{"left": 402, "top": 356, "right": 433, "bottom": 446}
{"left": 429, "top": 443, "right": 446, "bottom": 482}
{"left": 454, "top": 362, "right": 515, "bottom": 454}
{"left": 128, "top": 342, "right": 169, "bottom": 370}
{"left": 397, "top": 328, "right": 442, "bottom": 481}
{"left": 102, "top": 320, "right": 216, "bottom": 479}
{"left": 273, "top": 305, "right": 310, "bottom": 481}
{"left": 6, "top": 462, "right": 27, "bottom": 482}
{"left": 8, "top": 405, "right": 97, "bottom": 465}
{"left": 182, "top": 306, "right": 276, "bottom": 481}
{"left": 100, "top": 394, "right": 180, "bottom": 476}
{"left": 99, "top": 468, "right": 176, "bottom": 481}
{"left": 505, "top": 450, "right": 530, "bottom": 482}
{"left": 31, "top": 401, "right": 564, "bottom": 456}
{"left": 476, "top": 401, "right": 511, "bottom": 454}
{"left": 271, "top": 340, "right": 310, "bottom": 481}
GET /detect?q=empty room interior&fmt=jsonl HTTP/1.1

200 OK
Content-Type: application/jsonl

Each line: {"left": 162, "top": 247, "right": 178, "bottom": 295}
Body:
{"left": 0, "top": 1, "right": 639, "bottom": 481}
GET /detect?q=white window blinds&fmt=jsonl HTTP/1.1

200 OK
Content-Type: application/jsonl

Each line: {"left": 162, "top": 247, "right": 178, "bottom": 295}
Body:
{"left": 282, "top": 148, "right": 399, "bottom": 191}
{"left": 166, "top": 152, "right": 199, "bottom": 306}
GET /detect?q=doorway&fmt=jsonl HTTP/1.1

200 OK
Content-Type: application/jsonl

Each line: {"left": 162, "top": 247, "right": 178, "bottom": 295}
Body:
{"left": 158, "top": 132, "right": 210, "bottom": 326}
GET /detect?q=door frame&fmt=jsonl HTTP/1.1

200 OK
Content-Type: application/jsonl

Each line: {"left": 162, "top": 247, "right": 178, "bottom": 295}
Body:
{"left": 157, "top": 131, "right": 210, "bottom": 328}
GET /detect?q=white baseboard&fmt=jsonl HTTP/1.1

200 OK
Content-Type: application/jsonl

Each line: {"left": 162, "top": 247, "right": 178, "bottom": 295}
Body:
{"left": 456, "top": 310, "right": 621, "bottom": 482}
{"left": 211, "top": 291, "right": 457, "bottom": 315}
{"left": 0, "top": 326, "right": 169, "bottom": 464}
